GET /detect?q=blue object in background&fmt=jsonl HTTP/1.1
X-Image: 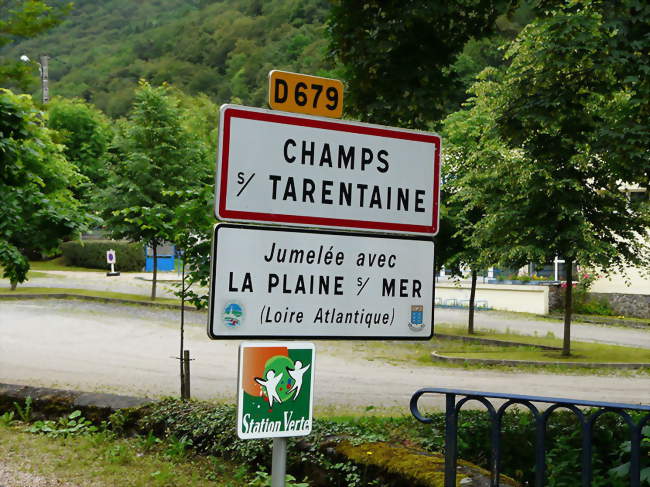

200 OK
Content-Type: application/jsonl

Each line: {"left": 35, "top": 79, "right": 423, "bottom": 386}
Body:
{"left": 145, "top": 244, "right": 175, "bottom": 272}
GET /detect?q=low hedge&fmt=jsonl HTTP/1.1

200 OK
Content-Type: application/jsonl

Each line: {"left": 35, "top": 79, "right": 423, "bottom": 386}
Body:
{"left": 132, "top": 399, "right": 647, "bottom": 487}
{"left": 61, "top": 240, "right": 145, "bottom": 271}
{"left": 134, "top": 399, "right": 507, "bottom": 487}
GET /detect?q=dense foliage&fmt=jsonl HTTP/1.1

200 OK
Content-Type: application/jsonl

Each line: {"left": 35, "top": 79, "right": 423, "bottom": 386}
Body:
{"left": 101, "top": 81, "right": 211, "bottom": 299}
{"left": 136, "top": 398, "right": 650, "bottom": 486}
{"left": 438, "top": 0, "right": 650, "bottom": 353}
{"left": 328, "top": 0, "right": 513, "bottom": 128}
{"left": 0, "top": 88, "right": 85, "bottom": 287}
{"left": 47, "top": 96, "right": 113, "bottom": 211}
{"left": 0, "top": 0, "right": 335, "bottom": 117}
{"left": 61, "top": 239, "right": 144, "bottom": 271}
{"left": 0, "top": 0, "right": 71, "bottom": 90}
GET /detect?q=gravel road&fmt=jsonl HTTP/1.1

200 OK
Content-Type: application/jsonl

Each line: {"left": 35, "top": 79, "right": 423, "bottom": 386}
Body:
{"left": 7, "top": 270, "right": 649, "bottom": 349}
{"left": 1, "top": 299, "right": 649, "bottom": 412}
{"left": 0, "top": 460, "right": 76, "bottom": 487}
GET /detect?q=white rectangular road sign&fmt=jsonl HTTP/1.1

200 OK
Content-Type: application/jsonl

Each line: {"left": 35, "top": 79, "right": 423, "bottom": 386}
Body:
{"left": 207, "top": 224, "right": 434, "bottom": 340}
{"left": 215, "top": 104, "right": 441, "bottom": 236}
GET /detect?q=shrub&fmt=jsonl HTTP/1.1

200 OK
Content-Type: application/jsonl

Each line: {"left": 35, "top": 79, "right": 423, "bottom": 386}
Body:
{"left": 61, "top": 240, "right": 144, "bottom": 271}
{"left": 569, "top": 272, "right": 616, "bottom": 316}
{"left": 574, "top": 297, "right": 616, "bottom": 316}
{"left": 135, "top": 399, "right": 649, "bottom": 486}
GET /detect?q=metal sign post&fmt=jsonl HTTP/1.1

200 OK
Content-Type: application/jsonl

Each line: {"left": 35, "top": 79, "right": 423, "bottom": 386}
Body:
{"left": 237, "top": 342, "right": 315, "bottom": 485}
{"left": 208, "top": 70, "right": 440, "bottom": 486}
{"left": 271, "top": 437, "right": 288, "bottom": 487}
{"left": 106, "top": 249, "right": 120, "bottom": 277}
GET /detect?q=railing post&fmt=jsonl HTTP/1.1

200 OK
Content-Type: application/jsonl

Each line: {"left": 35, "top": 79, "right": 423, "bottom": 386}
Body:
{"left": 581, "top": 419, "right": 592, "bottom": 487}
{"left": 630, "top": 424, "right": 642, "bottom": 487}
{"left": 444, "top": 393, "right": 457, "bottom": 487}
{"left": 535, "top": 415, "right": 546, "bottom": 487}
{"left": 491, "top": 415, "right": 502, "bottom": 487}
{"left": 410, "top": 388, "right": 650, "bottom": 487}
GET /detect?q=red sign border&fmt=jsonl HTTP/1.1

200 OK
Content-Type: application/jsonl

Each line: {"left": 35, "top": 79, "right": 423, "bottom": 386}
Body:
{"left": 216, "top": 105, "right": 441, "bottom": 235}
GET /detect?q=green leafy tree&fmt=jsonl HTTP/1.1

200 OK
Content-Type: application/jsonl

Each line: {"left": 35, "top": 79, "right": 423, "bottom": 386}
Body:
{"left": 167, "top": 89, "right": 218, "bottom": 309}
{"left": 0, "top": 0, "right": 72, "bottom": 89}
{"left": 439, "top": 71, "right": 508, "bottom": 334}
{"left": 328, "top": 0, "right": 511, "bottom": 128}
{"left": 0, "top": 88, "right": 84, "bottom": 288}
{"left": 461, "top": 2, "right": 650, "bottom": 355}
{"left": 2, "top": 0, "right": 335, "bottom": 117}
{"left": 47, "top": 97, "right": 113, "bottom": 213}
{"left": 101, "top": 81, "right": 211, "bottom": 300}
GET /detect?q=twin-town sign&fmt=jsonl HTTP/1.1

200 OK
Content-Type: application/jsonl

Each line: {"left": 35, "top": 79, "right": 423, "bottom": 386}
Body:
{"left": 208, "top": 224, "right": 434, "bottom": 340}
{"left": 215, "top": 104, "right": 441, "bottom": 236}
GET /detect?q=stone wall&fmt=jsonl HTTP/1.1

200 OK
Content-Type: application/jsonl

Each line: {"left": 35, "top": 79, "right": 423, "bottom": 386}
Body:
{"left": 590, "top": 292, "right": 650, "bottom": 318}
{"left": 547, "top": 285, "right": 563, "bottom": 312}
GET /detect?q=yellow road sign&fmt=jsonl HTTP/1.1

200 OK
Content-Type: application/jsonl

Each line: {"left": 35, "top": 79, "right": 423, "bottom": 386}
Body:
{"left": 268, "top": 70, "right": 343, "bottom": 118}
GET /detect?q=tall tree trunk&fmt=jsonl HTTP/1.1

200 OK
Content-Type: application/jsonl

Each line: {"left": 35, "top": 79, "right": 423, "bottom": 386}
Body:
{"left": 151, "top": 244, "right": 157, "bottom": 301}
{"left": 468, "top": 269, "right": 478, "bottom": 335}
{"left": 562, "top": 258, "right": 573, "bottom": 357}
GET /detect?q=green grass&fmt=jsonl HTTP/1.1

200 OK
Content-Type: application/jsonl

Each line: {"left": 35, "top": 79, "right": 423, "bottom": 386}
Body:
{"left": 0, "top": 287, "right": 182, "bottom": 306}
{"left": 438, "top": 342, "right": 650, "bottom": 363}
{"left": 29, "top": 256, "right": 106, "bottom": 272}
{"left": 427, "top": 325, "right": 650, "bottom": 365}
{"left": 435, "top": 323, "right": 563, "bottom": 347}
{"left": 547, "top": 311, "right": 649, "bottom": 324}
{"left": 348, "top": 328, "right": 650, "bottom": 374}
{"left": 0, "top": 423, "right": 249, "bottom": 487}
{"left": 27, "top": 270, "right": 54, "bottom": 278}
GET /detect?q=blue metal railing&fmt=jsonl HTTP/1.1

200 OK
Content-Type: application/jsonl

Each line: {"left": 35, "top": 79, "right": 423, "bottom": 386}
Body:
{"left": 410, "top": 388, "right": 650, "bottom": 487}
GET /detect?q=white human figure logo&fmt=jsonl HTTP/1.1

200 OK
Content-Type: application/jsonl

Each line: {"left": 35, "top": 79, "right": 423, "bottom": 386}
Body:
{"left": 255, "top": 370, "right": 283, "bottom": 408}
{"left": 288, "top": 361, "right": 310, "bottom": 400}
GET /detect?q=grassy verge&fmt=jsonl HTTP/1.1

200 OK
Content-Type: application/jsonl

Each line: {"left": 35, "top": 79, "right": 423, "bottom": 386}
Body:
{"left": 4, "top": 398, "right": 644, "bottom": 487}
{"left": 0, "top": 422, "right": 252, "bottom": 487}
{"left": 0, "top": 287, "right": 182, "bottom": 306}
{"left": 351, "top": 328, "right": 650, "bottom": 374}
{"left": 29, "top": 256, "right": 106, "bottom": 272}
{"left": 26, "top": 270, "right": 54, "bottom": 278}
{"left": 429, "top": 326, "right": 650, "bottom": 365}
{"left": 435, "top": 323, "right": 563, "bottom": 347}
{"left": 437, "top": 341, "right": 650, "bottom": 363}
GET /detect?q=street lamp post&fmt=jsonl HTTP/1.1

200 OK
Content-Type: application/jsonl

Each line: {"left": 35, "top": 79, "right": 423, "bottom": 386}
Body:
{"left": 19, "top": 54, "right": 50, "bottom": 104}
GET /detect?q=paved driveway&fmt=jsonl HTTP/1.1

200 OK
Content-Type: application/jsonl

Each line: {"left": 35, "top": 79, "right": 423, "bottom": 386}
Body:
{"left": 1, "top": 299, "right": 649, "bottom": 411}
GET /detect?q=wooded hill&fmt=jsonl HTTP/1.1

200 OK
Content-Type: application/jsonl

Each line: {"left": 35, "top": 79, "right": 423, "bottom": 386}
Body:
{"left": 1, "top": 0, "right": 335, "bottom": 117}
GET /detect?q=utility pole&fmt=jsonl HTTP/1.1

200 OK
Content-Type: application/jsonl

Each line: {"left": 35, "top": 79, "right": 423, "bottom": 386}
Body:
{"left": 39, "top": 55, "right": 49, "bottom": 104}
{"left": 20, "top": 54, "right": 50, "bottom": 104}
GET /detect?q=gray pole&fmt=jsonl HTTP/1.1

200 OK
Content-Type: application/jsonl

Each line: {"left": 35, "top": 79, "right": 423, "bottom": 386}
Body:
{"left": 271, "top": 437, "right": 287, "bottom": 487}
{"left": 39, "top": 55, "right": 49, "bottom": 104}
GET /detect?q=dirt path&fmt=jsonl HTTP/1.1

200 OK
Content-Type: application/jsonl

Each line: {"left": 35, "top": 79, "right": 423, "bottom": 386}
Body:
{"left": 1, "top": 299, "right": 649, "bottom": 412}
{"left": 0, "top": 460, "right": 77, "bottom": 487}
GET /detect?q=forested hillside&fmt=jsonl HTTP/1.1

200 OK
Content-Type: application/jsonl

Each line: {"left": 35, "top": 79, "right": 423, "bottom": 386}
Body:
{"left": 1, "top": 0, "right": 334, "bottom": 116}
